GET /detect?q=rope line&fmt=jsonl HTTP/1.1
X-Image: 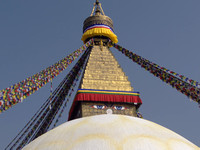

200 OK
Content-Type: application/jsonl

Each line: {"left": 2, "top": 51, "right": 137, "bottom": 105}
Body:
{"left": 20, "top": 48, "right": 91, "bottom": 149}
{"left": 52, "top": 66, "right": 85, "bottom": 128}
{"left": 7, "top": 47, "right": 92, "bottom": 150}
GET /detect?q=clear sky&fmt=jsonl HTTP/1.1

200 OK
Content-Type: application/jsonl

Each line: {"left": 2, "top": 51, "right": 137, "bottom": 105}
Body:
{"left": 0, "top": 0, "right": 200, "bottom": 149}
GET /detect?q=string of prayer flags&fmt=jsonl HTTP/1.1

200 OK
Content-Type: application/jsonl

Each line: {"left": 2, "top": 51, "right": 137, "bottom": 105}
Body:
{"left": 0, "top": 39, "right": 93, "bottom": 114}
{"left": 110, "top": 42, "right": 200, "bottom": 105}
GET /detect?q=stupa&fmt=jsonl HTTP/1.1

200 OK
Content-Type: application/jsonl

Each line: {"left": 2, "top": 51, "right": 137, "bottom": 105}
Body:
{"left": 22, "top": 1, "right": 200, "bottom": 150}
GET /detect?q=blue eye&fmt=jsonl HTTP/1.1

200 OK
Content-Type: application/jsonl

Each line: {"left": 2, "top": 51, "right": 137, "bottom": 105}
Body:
{"left": 91, "top": 105, "right": 106, "bottom": 110}
{"left": 113, "top": 106, "right": 126, "bottom": 110}
{"left": 97, "top": 105, "right": 103, "bottom": 109}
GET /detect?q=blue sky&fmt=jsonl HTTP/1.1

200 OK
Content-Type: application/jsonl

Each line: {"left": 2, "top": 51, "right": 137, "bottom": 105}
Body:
{"left": 0, "top": 0, "right": 200, "bottom": 149}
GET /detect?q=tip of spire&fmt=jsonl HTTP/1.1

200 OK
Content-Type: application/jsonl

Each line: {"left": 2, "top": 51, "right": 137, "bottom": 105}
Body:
{"left": 90, "top": 0, "right": 105, "bottom": 16}
{"left": 96, "top": 0, "right": 99, "bottom": 5}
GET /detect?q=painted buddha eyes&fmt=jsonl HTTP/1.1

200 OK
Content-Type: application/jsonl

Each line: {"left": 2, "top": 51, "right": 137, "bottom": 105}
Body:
{"left": 91, "top": 105, "right": 127, "bottom": 110}
{"left": 91, "top": 105, "right": 106, "bottom": 110}
{"left": 113, "top": 106, "right": 126, "bottom": 110}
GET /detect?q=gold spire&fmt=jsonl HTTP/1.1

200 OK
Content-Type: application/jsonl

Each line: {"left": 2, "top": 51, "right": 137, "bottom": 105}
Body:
{"left": 90, "top": 0, "right": 105, "bottom": 16}
{"left": 80, "top": 1, "right": 126, "bottom": 91}
{"left": 80, "top": 46, "right": 133, "bottom": 91}
{"left": 82, "top": 0, "right": 118, "bottom": 43}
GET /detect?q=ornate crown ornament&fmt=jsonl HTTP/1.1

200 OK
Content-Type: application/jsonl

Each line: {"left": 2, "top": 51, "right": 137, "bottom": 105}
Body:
{"left": 81, "top": 0, "right": 118, "bottom": 43}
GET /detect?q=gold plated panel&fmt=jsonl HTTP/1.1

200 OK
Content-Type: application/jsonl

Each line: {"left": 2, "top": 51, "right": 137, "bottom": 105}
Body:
{"left": 80, "top": 45, "right": 133, "bottom": 91}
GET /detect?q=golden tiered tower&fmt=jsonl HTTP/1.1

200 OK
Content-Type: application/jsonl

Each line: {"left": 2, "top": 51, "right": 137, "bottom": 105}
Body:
{"left": 68, "top": 0, "right": 142, "bottom": 120}
{"left": 81, "top": 46, "right": 133, "bottom": 91}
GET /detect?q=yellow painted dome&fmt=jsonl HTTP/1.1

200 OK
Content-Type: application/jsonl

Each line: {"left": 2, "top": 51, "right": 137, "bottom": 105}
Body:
{"left": 23, "top": 115, "right": 199, "bottom": 150}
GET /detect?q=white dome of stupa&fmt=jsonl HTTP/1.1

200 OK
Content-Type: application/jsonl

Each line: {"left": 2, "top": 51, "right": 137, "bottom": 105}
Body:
{"left": 23, "top": 114, "right": 199, "bottom": 150}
